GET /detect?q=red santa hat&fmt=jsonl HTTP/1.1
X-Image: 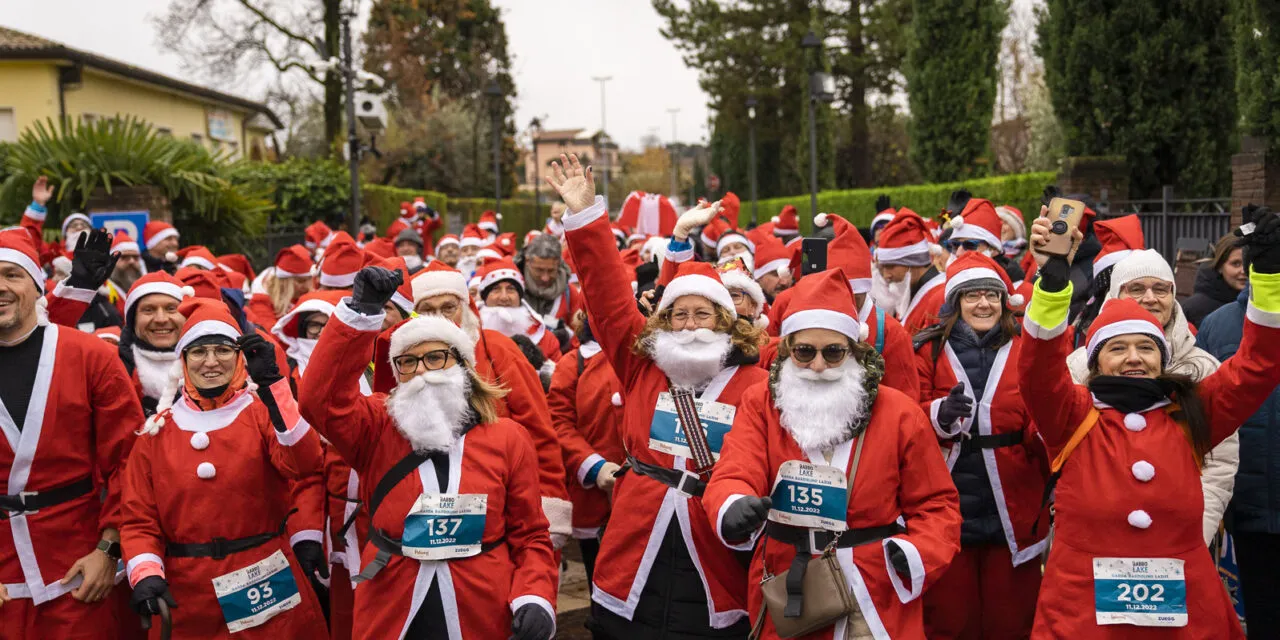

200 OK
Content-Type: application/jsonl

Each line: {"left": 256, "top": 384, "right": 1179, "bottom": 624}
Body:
{"left": 272, "top": 290, "right": 347, "bottom": 345}
{"left": 995, "top": 205, "right": 1026, "bottom": 242}
{"left": 946, "top": 198, "right": 1003, "bottom": 250}
{"left": 875, "top": 208, "right": 935, "bottom": 266}
{"left": 717, "top": 258, "right": 765, "bottom": 309}
{"left": 870, "top": 208, "right": 896, "bottom": 232}
{"left": 95, "top": 326, "right": 122, "bottom": 344}
{"left": 436, "top": 234, "right": 461, "bottom": 252}
{"left": 779, "top": 268, "right": 863, "bottom": 341}
{"left": 525, "top": 230, "right": 543, "bottom": 247}
{"left": 752, "top": 237, "right": 792, "bottom": 282}
{"left": 317, "top": 242, "right": 365, "bottom": 288}
{"left": 413, "top": 196, "right": 430, "bottom": 213}
{"left": 412, "top": 259, "right": 470, "bottom": 304}
{"left": 476, "top": 258, "right": 524, "bottom": 299}
{"left": 327, "top": 230, "right": 358, "bottom": 250}
{"left": 388, "top": 314, "right": 476, "bottom": 368}
{"left": 110, "top": 230, "right": 140, "bottom": 255}
{"left": 1092, "top": 214, "right": 1146, "bottom": 273}
{"left": 772, "top": 205, "right": 800, "bottom": 238}
{"left": 656, "top": 261, "right": 737, "bottom": 318}
{"left": 943, "top": 251, "right": 1024, "bottom": 308}
{"left": 178, "top": 246, "right": 218, "bottom": 270}
{"left": 478, "top": 210, "right": 502, "bottom": 234}
{"left": 627, "top": 232, "right": 651, "bottom": 248}
{"left": 373, "top": 257, "right": 415, "bottom": 313}
{"left": 385, "top": 219, "right": 409, "bottom": 241}
{"left": 176, "top": 296, "right": 243, "bottom": 353}
{"left": 273, "top": 245, "right": 313, "bottom": 279}
{"left": 618, "top": 191, "right": 678, "bottom": 237}
{"left": 720, "top": 192, "right": 741, "bottom": 227}
{"left": 815, "top": 213, "right": 873, "bottom": 293}
{"left": 700, "top": 217, "right": 756, "bottom": 255}
{"left": 1084, "top": 297, "right": 1170, "bottom": 368}
{"left": 399, "top": 201, "right": 413, "bottom": 218}
{"left": 0, "top": 228, "right": 46, "bottom": 294}
{"left": 216, "top": 254, "right": 255, "bottom": 280}
{"left": 304, "top": 220, "right": 334, "bottom": 250}
{"left": 460, "top": 224, "right": 486, "bottom": 249}
{"left": 610, "top": 223, "right": 630, "bottom": 245}
{"left": 142, "top": 221, "right": 179, "bottom": 250}
{"left": 60, "top": 212, "right": 91, "bottom": 236}
{"left": 125, "top": 271, "right": 193, "bottom": 319}
{"left": 494, "top": 232, "right": 517, "bottom": 258}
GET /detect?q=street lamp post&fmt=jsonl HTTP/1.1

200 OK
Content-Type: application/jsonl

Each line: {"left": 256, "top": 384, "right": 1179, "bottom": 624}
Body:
{"left": 668, "top": 108, "right": 680, "bottom": 201}
{"left": 528, "top": 117, "right": 543, "bottom": 212}
{"left": 593, "top": 76, "right": 612, "bottom": 205}
{"left": 746, "top": 96, "right": 758, "bottom": 225}
{"left": 800, "top": 31, "right": 825, "bottom": 221}
{"left": 341, "top": 12, "right": 360, "bottom": 235}
{"left": 485, "top": 79, "right": 503, "bottom": 215}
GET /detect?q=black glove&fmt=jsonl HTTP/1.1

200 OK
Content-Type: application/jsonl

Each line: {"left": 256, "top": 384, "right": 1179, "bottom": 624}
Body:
{"left": 886, "top": 540, "right": 911, "bottom": 577}
{"left": 292, "top": 540, "right": 329, "bottom": 580}
{"left": 722, "top": 496, "right": 771, "bottom": 542}
{"left": 350, "top": 266, "right": 403, "bottom": 315}
{"left": 1038, "top": 255, "right": 1071, "bottom": 292}
{"left": 66, "top": 229, "right": 119, "bottom": 290}
{"left": 130, "top": 575, "right": 178, "bottom": 618}
{"left": 509, "top": 602, "right": 555, "bottom": 640}
{"left": 875, "top": 195, "right": 891, "bottom": 213}
{"left": 1238, "top": 207, "right": 1280, "bottom": 274}
{"left": 945, "top": 189, "right": 972, "bottom": 216}
{"left": 238, "top": 333, "right": 282, "bottom": 386}
{"left": 937, "top": 384, "right": 974, "bottom": 428}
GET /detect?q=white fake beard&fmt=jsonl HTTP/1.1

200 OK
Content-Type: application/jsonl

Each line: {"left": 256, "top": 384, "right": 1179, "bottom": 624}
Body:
{"left": 649, "top": 328, "right": 732, "bottom": 390}
{"left": 386, "top": 366, "right": 473, "bottom": 453}
{"left": 289, "top": 338, "right": 318, "bottom": 373}
{"left": 480, "top": 304, "right": 533, "bottom": 337}
{"left": 403, "top": 254, "right": 423, "bottom": 270}
{"left": 456, "top": 256, "right": 479, "bottom": 277}
{"left": 871, "top": 271, "right": 912, "bottom": 320}
{"left": 776, "top": 359, "right": 868, "bottom": 452}
{"left": 133, "top": 346, "right": 180, "bottom": 400}
{"left": 64, "top": 230, "right": 87, "bottom": 251}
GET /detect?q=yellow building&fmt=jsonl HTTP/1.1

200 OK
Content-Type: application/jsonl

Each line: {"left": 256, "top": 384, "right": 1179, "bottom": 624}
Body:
{"left": 0, "top": 26, "right": 281, "bottom": 160}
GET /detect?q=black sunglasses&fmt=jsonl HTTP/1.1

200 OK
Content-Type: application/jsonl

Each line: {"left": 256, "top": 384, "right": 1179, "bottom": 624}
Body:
{"left": 790, "top": 344, "right": 850, "bottom": 365}
{"left": 944, "top": 239, "right": 985, "bottom": 252}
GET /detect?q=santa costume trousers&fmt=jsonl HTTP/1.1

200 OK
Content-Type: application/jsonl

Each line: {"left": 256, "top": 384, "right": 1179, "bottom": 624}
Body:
{"left": 0, "top": 592, "right": 120, "bottom": 640}
{"left": 922, "top": 542, "right": 1041, "bottom": 640}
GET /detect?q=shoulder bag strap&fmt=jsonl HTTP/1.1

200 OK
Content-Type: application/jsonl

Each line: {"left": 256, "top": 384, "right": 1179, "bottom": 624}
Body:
{"left": 669, "top": 385, "right": 716, "bottom": 473}
{"left": 366, "top": 451, "right": 430, "bottom": 521}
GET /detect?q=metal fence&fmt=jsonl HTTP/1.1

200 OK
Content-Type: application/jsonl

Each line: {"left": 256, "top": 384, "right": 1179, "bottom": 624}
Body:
{"left": 244, "top": 225, "right": 307, "bottom": 271}
{"left": 1096, "top": 186, "right": 1232, "bottom": 263}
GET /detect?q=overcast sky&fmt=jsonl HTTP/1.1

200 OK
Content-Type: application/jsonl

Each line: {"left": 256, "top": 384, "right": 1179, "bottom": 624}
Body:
{"left": 3, "top": 0, "right": 1034, "bottom": 151}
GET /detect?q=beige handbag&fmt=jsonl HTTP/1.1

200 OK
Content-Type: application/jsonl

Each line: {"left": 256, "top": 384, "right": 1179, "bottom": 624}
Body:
{"left": 749, "top": 436, "right": 867, "bottom": 639}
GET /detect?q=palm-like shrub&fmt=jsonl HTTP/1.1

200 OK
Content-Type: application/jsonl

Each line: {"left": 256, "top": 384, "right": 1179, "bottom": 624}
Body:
{"left": 0, "top": 117, "right": 270, "bottom": 253}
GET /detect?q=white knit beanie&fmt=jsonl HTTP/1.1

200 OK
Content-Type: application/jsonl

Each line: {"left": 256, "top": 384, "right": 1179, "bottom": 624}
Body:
{"left": 1108, "top": 249, "right": 1175, "bottom": 299}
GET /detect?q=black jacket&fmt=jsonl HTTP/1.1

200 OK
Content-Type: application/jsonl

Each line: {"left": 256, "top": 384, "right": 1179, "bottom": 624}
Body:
{"left": 1182, "top": 264, "right": 1241, "bottom": 328}
{"left": 947, "top": 321, "right": 1008, "bottom": 546}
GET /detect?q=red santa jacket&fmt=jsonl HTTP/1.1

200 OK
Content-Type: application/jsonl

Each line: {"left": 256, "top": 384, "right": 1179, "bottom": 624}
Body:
{"left": 0, "top": 325, "right": 142, "bottom": 605}
{"left": 704, "top": 382, "right": 962, "bottom": 640}
{"left": 546, "top": 342, "right": 625, "bottom": 537}
{"left": 1018, "top": 283, "right": 1280, "bottom": 639}
{"left": 563, "top": 197, "right": 768, "bottom": 627}
{"left": 533, "top": 282, "right": 585, "bottom": 330}
{"left": 323, "top": 447, "right": 366, "bottom": 582}
{"left": 297, "top": 305, "right": 558, "bottom": 639}
{"left": 762, "top": 287, "right": 920, "bottom": 402}
{"left": 119, "top": 382, "right": 327, "bottom": 638}
{"left": 903, "top": 274, "right": 945, "bottom": 335}
{"left": 19, "top": 204, "right": 60, "bottom": 266}
{"left": 245, "top": 293, "right": 279, "bottom": 331}
{"left": 914, "top": 333, "right": 1050, "bottom": 565}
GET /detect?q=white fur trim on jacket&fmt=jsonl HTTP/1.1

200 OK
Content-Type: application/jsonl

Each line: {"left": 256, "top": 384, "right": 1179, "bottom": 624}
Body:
{"left": 883, "top": 537, "right": 926, "bottom": 603}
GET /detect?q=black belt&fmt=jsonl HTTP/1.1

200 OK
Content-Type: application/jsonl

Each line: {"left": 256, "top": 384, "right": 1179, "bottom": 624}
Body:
{"left": 0, "top": 476, "right": 94, "bottom": 518}
{"left": 767, "top": 521, "right": 906, "bottom": 618}
{"left": 165, "top": 514, "right": 291, "bottom": 560}
{"left": 622, "top": 456, "right": 707, "bottom": 497}
{"left": 353, "top": 527, "right": 505, "bottom": 584}
{"left": 968, "top": 430, "right": 1023, "bottom": 449}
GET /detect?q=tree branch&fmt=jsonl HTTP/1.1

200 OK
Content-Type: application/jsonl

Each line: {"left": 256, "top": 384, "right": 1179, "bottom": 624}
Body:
{"left": 234, "top": 0, "right": 321, "bottom": 55}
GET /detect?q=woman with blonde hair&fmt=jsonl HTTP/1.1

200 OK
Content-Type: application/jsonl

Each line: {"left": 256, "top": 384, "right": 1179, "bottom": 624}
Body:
{"left": 244, "top": 245, "right": 314, "bottom": 329}
{"left": 550, "top": 154, "right": 767, "bottom": 639}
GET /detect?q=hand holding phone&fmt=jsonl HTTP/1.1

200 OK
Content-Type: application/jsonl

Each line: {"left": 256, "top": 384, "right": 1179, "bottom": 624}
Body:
{"left": 800, "top": 237, "right": 828, "bottom": 276}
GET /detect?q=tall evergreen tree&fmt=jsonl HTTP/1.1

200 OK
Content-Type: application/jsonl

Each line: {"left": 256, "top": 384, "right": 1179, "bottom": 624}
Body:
{"left": 906, "top": 0, "right": 1008, "bottom": 182}
{"left": 1233, "top": 0, "right": 1280, "bottom": 149}
{"left": 1037, "top": 0, "right": 1236, "bottom": 197}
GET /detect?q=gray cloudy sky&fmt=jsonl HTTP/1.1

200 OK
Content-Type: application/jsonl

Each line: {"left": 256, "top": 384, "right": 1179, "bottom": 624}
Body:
{"left": 1, "top": 0, "right": 711, "bottom": 150}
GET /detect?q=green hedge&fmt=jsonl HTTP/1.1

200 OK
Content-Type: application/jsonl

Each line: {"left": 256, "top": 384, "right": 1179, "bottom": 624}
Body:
{"left": 747, "top": 171, "right": 1057, "bottom": 235}
{"left": 362, "top": 186, "right": 549, "bottom": 247}
{"left": 362, "top": 184, "right": 448, "bottom": 231}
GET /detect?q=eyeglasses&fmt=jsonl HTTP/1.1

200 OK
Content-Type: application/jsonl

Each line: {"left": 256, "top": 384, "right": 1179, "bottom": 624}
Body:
{"left": 667, "top": 309, "right": 716, "bottom": 326}
{"left": 729, "top": 291, "right": 749, "bottom": 304}
{"left": 790, "top": 343, "right": 850, "bottom": 365}
{"left": 303, "top": 320, "right": 328, "bottom": 339}
{"left": 960, "top": 290, "right": 1002, "bottom": 304}
{"left": 392, "top": 348, "right": 457, "bottom": 375}
{"left": 185, "top": 345, "right": 239, "bottom": 362}
{"left": 417, "top": 302, "right": 460, "bottom": 318}
{"left": 1122, "top": 282, "right": 1173, "bottom": 299}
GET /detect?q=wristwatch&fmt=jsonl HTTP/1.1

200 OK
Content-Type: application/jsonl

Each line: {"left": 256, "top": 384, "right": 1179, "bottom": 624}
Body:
{"left": 96, "top": 539, "right": 122, "bottom": 561}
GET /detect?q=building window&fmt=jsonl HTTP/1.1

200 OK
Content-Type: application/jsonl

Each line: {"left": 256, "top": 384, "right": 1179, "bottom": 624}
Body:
{"left": 0, "top": 108, "right": 15, "bottom": 143}
{"left": 157, "top": 127, "right": 172, "bottom": 137}
{"left": 191, "top": 133, "right": 203, "bottom": 143}
{"left": 81, "top": 113, "right": 97, "bottom": 125}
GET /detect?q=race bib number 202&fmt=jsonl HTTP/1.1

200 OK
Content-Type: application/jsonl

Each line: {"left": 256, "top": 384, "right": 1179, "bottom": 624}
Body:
{"left": 1093, "top": 557, "right": 1187, "bottom": 627}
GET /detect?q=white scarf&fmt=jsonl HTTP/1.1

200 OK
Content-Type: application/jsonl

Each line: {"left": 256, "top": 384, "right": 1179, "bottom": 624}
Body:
{"left": 133, "top": 346, "right": 180, "bottom": 401}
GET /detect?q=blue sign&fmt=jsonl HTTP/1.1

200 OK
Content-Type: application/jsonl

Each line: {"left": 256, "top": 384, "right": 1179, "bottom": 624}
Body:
{"left": 89, "top": 211, "right": 150, "bottom": 247}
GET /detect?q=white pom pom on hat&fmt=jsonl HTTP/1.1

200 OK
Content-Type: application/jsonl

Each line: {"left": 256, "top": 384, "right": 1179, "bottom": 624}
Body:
{"left": 814, "top": 213, "right": 829, "bottom": 228}
{"left": 1009, "top": 293, "right": 1025, "bottom": 307}
{"left": 165, "top": 251, "right": 178, "bottom": 263}
{"left": 948, "top": 215, "right": 964, "bottom": 229}
{"left": 181, "top": 286, "right": 196, "bottom": 297}
{"left": 771, "top": 216, "right": 780, "bottom": 224}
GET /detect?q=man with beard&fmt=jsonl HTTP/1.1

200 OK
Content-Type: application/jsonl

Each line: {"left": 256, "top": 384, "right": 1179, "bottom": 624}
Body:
{"left": 297, "top": 266, "right": 558, "bottom": 640}
{"left": 704, "top": 268, "right": 961, "bottom": 640}
{"left": 455, "top": 225, "right": 487, "bottom": 277}
{"left": 108, "top": 232, "right": 145, "bottom": 294}
{"left": 394, "top": 228, "right": 425, "bottom": 271}
{"left": 0, "top": 228, "right": 145, "bottom": 638}
{"left": 519, "top": 233, "right": 584, "bottom": 335}
{"left": 141, "top": 221, "right": 180, "bottom": 275}
{"left": 475, "top": 258, "right": 563, "bottom": 362}
{"left": 435, "top": 234, "right": 461, "bottom": 268}
{"left": 875, "top": 208, "right": 945, "bottom": 334}
{"left": 549, "top": 153, "right": 769, "bottom": 639}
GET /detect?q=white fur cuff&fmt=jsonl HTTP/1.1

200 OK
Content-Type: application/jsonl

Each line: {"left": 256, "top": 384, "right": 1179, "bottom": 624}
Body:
{"left": 715, "top": 494, "right": 764, "bottom": 551}
{"left": 510, "top": 595, "right": 557, "bottom": 638}
{"left": 542, "top": 496, "right": 573, "bottom": 537}
{"left": 335, "top": 299, "right": 385, "bottom": 332}
{"left": 562, "top": 196, "right": 608, "bottom": 232}
{"left": 884, "top": 537, "right": 926, "bottom": 603}
{"left": 52, "top": 279, "right": 97, "bottom": 303}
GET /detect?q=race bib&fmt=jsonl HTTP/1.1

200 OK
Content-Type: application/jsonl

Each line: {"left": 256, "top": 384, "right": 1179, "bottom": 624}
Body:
{"left": 402, "top": 493, "right": 487, "bottom": 561}
{"left": 767, "top": 460, "right": 849, "bottom": 532}
{"left": 1094, "top": 557, "right": 1188, "bottom": 627}
{"left": 648, "top": 393, "right": 737, "bottom": 459}
{"left": 212, "top": 550, "right": 301, "bottom": 633}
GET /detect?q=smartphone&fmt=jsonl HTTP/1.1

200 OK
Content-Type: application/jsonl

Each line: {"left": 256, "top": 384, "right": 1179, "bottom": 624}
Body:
{"left": 800, "top": 237, "right": 828, "bottom": 276}
{"left": 1041, "top": 198, "right": 1086, "bottom": 257}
